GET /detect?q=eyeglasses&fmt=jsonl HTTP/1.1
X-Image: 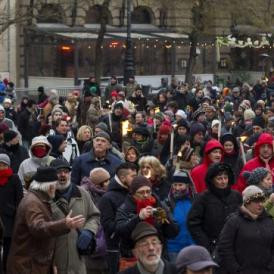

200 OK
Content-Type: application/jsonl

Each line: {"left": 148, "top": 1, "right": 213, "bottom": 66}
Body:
{"left": 136, "top": 239, "right": 161, "bottom": 248}
{"left": 136, "top": 189, "right": 152, "bottom": 196}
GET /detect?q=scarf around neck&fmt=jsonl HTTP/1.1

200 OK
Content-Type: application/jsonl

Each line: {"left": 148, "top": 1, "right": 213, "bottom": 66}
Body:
{"left": 137, "top": 259, "right": 164, "bottom": 274}
{"left": 0, "top": 168, "right": 13, "bottom": 186}
{"left": 135, "top": 196, "right": 156, "bottom": 225}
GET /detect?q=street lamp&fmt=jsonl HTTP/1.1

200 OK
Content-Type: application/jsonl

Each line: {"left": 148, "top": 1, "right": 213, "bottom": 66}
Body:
{"left": 124, "top": 0, "right": 135, "bottom": 85}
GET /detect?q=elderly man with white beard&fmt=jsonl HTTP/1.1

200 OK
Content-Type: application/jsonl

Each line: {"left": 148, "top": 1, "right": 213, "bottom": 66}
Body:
{"left": 50, "top": 158, "right": 100, "bottom": 274}
{"left": 119, "top": 222, "right": 176, "bottom": 274}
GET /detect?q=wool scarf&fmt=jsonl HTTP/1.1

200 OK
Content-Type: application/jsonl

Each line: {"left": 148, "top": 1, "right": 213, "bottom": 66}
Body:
{"left": 0, "top": 168, "right": 13, "bottom": 186}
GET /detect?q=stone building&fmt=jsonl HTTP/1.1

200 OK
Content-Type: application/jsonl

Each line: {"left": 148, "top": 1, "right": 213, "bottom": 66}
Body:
{"left": 0, "top": 0, "right": 273, "bottom": 87}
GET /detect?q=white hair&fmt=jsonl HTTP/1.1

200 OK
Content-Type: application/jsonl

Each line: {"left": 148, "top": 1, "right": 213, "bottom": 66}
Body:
{"left": 29, "top": 180, "right": 57, "bottom": 193}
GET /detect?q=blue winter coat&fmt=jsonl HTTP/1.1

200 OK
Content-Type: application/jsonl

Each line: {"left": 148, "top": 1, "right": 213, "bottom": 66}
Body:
{"left": 71, "top": 150, "right": 122, "bottom": 185}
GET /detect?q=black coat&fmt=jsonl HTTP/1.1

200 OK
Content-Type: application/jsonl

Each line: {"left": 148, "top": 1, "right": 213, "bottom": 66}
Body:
{"left": 119, "top": 260, "right": 176, "bottom": 274}
{"left": 98, "top": 178, "right": 129, "bottom": 250}
{"left": 187, "top": 189, "right": 242, "bottom": 252}
{"left": 0, "top": 174, "right": 23, "bottom": 237}
{"left": 151, "top": 178, "right": 171, "bottom": 202}
{"left": 115, "top": 194, "right": 179, "bottom": 258}
{"left": 0, "top": 144, "right": 29, "bottom": 173}
{"left": 217, "top": 208, "right": 274, "bottom": 274}
{"left": 17, "top": 108, "right": 37, "bottom": 142}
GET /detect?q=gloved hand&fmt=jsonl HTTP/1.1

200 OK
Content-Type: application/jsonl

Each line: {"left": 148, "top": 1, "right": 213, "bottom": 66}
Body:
{"left": 77, "top": 229, "right": 96, "bottom": 255}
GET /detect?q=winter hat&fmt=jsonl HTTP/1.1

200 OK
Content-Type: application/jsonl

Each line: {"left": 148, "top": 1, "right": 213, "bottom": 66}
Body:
{"left": 224, "top": 102, "right": 233, "bottom": 113}
{"left": 131, "top": 222, "right": 159, "bottom": 244}
{"left": 176, "top": 119, "right": 190, "bottom": 131}
{"left": 172, "top": 170, "right": 192, "bottom": 185}
{"left": 89, "top": 167, "right": 111, "bottom": 185}
{"left": 111, "top": 90, "right": 118, "bottom": 97}
{"left": 252, "top": 116, "right": 265, "bottom": 129}
{"left": 0, "top": 105, "right": 5, "bottom": 113}
{"left": 176, "top": 110, "right": 187, "bottom": 119}
{"left": 243, "top": 167, "right": 270, "bottom": 186}
{"left": 95, "top": 122, "right": 109, "bottom": 133}
{"left": 47, "top": 135, "right": 65, "bottom": 152}
{"left": 130, "top": 176, "right": 152, "bottom": 194}
{"left": 176, "top": 245, "right": 218, "bottom": 272}
{"left": 190, "top": 123, "right": 206, "bottom": 137}
{"left": 93, "top": 131, "right": 111, "bottom": 142}
{"left": 4, "top": 130, "right": 17, "bottom": 143}
{"left": 51, "top": 108, "right": 63, "bottom": 117}
{"left": 192, "top": 109, "right": 205, "bottom": 121}
{"left": 0, "top": 123, "right": 9, "bottom": 134}
{"left": 179, "top": 146, "right": 194, "bottom": 161}
{"left": 50, "top": 158, "right": 71, "bottom": 171}
{"left": 0, "top": 154, "right": 10, "bottom": 166}
{"left": 205, "top": 163, "right": 234, "bottom": 187}
{"left": 154, "top": 112, "right": 165, "bottom": 122}
{"left": 113, "top": 102, "right": 124, "bottom": 110}
{"left": 239, "top": 100, "right": 251, "bottom": 111}
{"left": 220, "top": 133, "right": 239, "bottom": 152}
{"left": 243, "top": 109, "right": 255, "bottom": 121}
{"left": 242, "top": 185, "right": 265, "bottom": 205}
{"left": 133, "top": 127, "right": 150, "bottom": 137}
{"left": 211, "top": 119, "right": 220, "bottom": 128}
{"left": 32, "top": 167, "right": 58, "bottom": 183}
{"left": 159, "top": 124, "right": 171, "bottom": 135}
{"left": 3, "top": 98, "right": 12, "bottom": 104}
{"left": 224, "top": 112, "right": 234, "bottom": 122}
{"left": 201, "top": 96, "right": 211, "bottom": 104}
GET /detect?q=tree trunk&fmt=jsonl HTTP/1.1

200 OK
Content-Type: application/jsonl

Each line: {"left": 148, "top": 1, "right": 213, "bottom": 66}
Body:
{"left": 95, "top": 0, "right": 111, "bottom": 84}
{"left": 185, "top": 31, "right": 198, "bottom": 85}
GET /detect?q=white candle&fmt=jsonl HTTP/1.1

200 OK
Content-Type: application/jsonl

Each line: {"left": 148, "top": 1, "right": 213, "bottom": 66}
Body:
{"left": 153, "top": 118, "right": 156, "bottom": 132}
{"left": 170, "top": 129, "right": 174, "bottom": 157}
{"left": 108, "top": 112, "right": 112, "bottom": 132}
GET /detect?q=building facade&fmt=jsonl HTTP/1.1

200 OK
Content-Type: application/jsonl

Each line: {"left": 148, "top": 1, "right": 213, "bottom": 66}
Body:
{"left": 0, "top": 0, "right": 273, "bottom": 87}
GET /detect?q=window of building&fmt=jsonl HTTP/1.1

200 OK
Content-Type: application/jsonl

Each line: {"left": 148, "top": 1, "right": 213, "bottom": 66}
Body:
{"left": 132, "top": 6, "right": 154, "bottom": 24}
{"left": 85, "top": 5, "right": 112, "bottom": 24}
{"left": 37, "top": 4, "right": 63, "bottom": 23}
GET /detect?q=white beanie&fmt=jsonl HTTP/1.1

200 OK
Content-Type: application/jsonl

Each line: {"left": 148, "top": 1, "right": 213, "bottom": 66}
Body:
{"left": 176, "top": 110, "right": 187, "bottom": 120}
{"left": 211, "top": 119, "right": 220, "bottom": 128}
{"left": 242, "top": 185, "right": 265, "bottom": 205}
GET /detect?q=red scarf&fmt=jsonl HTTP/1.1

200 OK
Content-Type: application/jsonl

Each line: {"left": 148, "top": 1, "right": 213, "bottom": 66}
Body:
{"left": 0, "top": 168, "right": 13, "bottom": 186}
{"left": 135, "top": 196, "right": 156, "bottom": 225}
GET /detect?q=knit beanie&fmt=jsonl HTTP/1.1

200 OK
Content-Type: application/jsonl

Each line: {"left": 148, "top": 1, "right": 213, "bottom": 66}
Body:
{"left": 113, "top": 102, "right": 124, "bottom": 110}
{"left": 159, "top": 124, "right": 171, "bottom": 135}
{"left": 242, "top": 185, "right": 265, "bottom": 205}
{"left": 155, "top": 112, "right": 165, "bottom": 122}
{"left": 0, "top": 154, "right": 10, "bottom": 166}
{"left": 176, "top": 119, "right": 190, "bottom": 131}
{"left": 176, "top": 110, "right": 187, "bottom": 120}
{"left": 130, "top": 176, "right": 152, "bottom": 194}
{"left": 190, "top": 123, "right": 206, "bottom": 137}
{"left": 90, "top": 167, "right": 110, "bottom": 185}
{"left": 172, "top": 170, "right": 192, "bottom": 184}
{"left": 243, "top": 167, "right": 270, "bottom": 186}
{"left": 253, "top": 116, "right": 265, "bottom": 129}
{"left": 95, "top": 122, "right": 109, "bottom": 133}
{"left": 93, "top": 131, "right": 111, "bottom": 142}
{"left": 4, "top": 130, "right": 18, "bottom": 143}
{"left": 211, "top": 119, "right": 220, "bottom": 128}
{"left": 243, "top": 109, "right": 255, "bottom": 121}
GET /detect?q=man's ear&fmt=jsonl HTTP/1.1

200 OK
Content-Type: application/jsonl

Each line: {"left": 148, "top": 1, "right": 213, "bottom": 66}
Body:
{"left": 132, "top": 247, "right": 138, "bottom": 259}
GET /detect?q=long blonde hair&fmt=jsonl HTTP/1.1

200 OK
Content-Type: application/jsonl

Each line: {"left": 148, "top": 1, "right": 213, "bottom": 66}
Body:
{"left": 138, "top": 155, "right": 166, "bottom": 178}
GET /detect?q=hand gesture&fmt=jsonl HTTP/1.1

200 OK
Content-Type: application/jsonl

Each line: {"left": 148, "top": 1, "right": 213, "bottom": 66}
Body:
{"left": 65, "top": 210, "right": 85, "bottom": 229}
{"left": 139, "top": 206, "right": 153, "bottom": 220}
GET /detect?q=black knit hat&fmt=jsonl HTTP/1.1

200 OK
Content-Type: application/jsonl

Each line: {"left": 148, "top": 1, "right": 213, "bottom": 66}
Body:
{"left": 176, "top": 119, "right": 190, "bottom": 131}
{"left": 253, "top": 116, "right": 265, "bottom": 129}
{"left": 50, "top": 158, "right": 71, "bottom": 171}
{"left": 243, "top": 167, "right": 270, "bottom": 186}
{"left": 131, "top": 222, "right": 159, "bottom": 244}
{"left": 130, "top": 176, "right": 152, "bottom": 194}
{"left": 4, "top": 130, "right": 18, "bottom": 143}
{"left": 32, "top": 167, "right": 58, "bottom": 183}
{"left": 205, "top": 163, "right": 234, "bottom": 187}
{"left": 172, "top": 170, "right": 192, "bottom": 184}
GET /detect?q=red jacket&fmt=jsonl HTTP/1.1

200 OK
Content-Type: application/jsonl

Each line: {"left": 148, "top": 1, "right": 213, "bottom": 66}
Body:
{"left": 233, "top": 133, "right": 274, "bottom": 193}
{"left": 191, "top": 139, "right": 224, "bottom": 193}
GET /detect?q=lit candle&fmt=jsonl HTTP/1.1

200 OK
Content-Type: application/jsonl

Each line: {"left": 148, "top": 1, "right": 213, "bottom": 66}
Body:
{"left": 170, "top": 129, "right": 174, "bottom": 158}
{"left": 108, "top": 112, "right": 112, "bottom": 132}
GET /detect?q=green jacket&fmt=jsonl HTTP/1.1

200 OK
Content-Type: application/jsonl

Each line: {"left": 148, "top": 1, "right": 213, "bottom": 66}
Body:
{"left": 51, "top": 184, "right": 100, "bottom": 274}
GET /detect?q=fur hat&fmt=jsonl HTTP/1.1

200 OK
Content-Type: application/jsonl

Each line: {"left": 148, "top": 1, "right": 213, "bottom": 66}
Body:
{"left": 130, "top": 176, "right": 152, "bottom": 194}
{"left": 242, "top": 185, "right": 265, "bottom": 205}
{"left": 243, "top": 167, "right": 270, "bottom": 186}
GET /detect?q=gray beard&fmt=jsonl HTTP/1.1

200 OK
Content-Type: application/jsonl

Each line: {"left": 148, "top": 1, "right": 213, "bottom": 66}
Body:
{"left": 56, "top": 180, "right": 71, "bottom": 191}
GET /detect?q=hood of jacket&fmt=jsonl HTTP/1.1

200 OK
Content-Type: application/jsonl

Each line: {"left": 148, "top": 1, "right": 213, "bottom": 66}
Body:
{"left": 254, "top": 133, "right": 273, "bottom": 158}
{"left": 202, "top": 139, "right": 224, "bottom": 165}
{"left": 29, "top": 136, "right": 52, "bottom": 161}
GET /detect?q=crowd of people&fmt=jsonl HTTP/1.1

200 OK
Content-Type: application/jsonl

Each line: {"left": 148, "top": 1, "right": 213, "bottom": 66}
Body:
{"left": 0, "top": 74, "right": 273, "bottom": 274}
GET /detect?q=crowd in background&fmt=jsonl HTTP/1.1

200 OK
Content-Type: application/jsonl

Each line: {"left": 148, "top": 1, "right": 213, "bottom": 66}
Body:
{"left": 0, "top": 73, "right": 273, "bottom": 274}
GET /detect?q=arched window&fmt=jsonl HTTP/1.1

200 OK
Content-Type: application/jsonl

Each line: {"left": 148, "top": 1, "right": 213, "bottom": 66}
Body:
{"left": 132, "top": 6, "right": 154, "bottom": 24}
{"left": 85, "top": 5, "right": 112, "bottom": 24}
{"left": 37, "top": 4, "right": 63, "bottom": 23}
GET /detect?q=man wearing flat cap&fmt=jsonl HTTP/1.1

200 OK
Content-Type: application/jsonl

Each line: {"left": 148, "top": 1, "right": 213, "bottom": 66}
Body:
{"left": 50, "top": 158, "right": 100, "bottom": 274}
{"left": 7, "top": 167, "right": 85, "bottom": 274}
{"left": 119, "top": 222, "right": 176, "bottom": 274}
{"left": 71, "top": 132, "right": 122, "bottom": 185}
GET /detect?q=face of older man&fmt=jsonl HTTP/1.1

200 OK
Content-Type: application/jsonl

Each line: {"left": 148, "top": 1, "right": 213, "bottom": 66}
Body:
{"left": 133, "top": 235, "right": 162, "bottom": 270}
{"left": 93, "top": 137, "right": 110, "bottom": 156}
